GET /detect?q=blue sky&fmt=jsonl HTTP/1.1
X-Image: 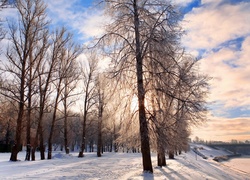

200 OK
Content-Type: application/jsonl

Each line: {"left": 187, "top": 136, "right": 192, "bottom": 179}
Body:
{"left": 1, "top": 0, "right": 250, "bottom": 142}
{"left": 180, "top": 0, "right": 201, "bottom": 14}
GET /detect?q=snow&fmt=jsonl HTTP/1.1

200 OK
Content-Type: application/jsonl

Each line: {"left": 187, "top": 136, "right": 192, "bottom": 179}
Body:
{"left": 222, "top": 157, "right": 250, "bottom": 174}
{"left": 192, "top": 144, "right": 232, "bottom": 158}
{"left": 0, "top": 145, "right": 249, "bottom": 180}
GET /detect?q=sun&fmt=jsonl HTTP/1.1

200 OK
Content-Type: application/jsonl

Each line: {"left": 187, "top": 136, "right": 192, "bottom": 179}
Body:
{"left": 130, "top": 95, "right": 138, "bottom": 112}
{"left": 130, "top": 95, "right": 150, "bottom": 112}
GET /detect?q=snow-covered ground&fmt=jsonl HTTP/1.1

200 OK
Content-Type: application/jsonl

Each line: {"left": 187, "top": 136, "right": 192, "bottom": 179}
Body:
{"left": 0, "top": 145, "right": 249, "bottom": 180}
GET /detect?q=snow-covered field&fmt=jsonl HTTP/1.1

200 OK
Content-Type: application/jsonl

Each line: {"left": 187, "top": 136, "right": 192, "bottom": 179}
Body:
{"left": 0, "top": 145, "right": 249, "bottom": 180}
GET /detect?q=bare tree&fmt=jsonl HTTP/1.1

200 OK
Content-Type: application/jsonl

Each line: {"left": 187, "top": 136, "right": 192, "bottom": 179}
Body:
{"left": 60, "top": 38, "right": 82, "bottom": 154}
{"left": 25, "top": 29, "right": 49, "bottom": 161}
{"left": 96, "top": 74, "right": 105, "bottom": 157}
{"left": 147, "top": 53, "right": 208, "bottom": 161}
{"left": 46, "top": 28, "right": 79, "bottom": 159}
{"left": 24, "top": 8, "right": 49, "bottom": 161}
{"left": 46, "top": 28, "right": 68, "bottom": 159}
{"left": 93, "top": 73, "right": 115, "bottom": 157}
{"left": 78, "top": 52, "right": 98, "bottom": 157}
{"left": 169, "top": 57, "right": 208, "bottom": 158}
{"left": 97, "top": 85, "right": 103, "bottom": 157}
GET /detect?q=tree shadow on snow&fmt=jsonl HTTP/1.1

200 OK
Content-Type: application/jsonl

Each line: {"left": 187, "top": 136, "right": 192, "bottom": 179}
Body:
{"left": 157, "top": 166, "right": 186, "bottom": 180}
{"left": 142, "top": 171, "right": 154, "bottom": 180}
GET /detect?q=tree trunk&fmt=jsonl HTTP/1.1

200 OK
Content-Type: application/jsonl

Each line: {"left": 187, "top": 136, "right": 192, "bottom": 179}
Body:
{"left": 25, "top": 131, "right": 31, "bottom": 160}
{"left": 25, "top": 83, "right": 32, "bottom": 161}
{"left": 97, "top": 88, "right": 103, "bottom": 157}
{"left": 78, "top": 109, "right": 87, "bottom": 157}
{"left": 10, "top": 66, "right": 25, "bottom": 161}
{"left": 97, "top": 117, "right": 102, "bottom": 157}
{"left": 39, "top": 138, "right": 45, "bottom": 160}
{"left": 113, "top": 123, "right": 118, "bottom": 152}
{"left": 133, "top": 0, "right": 153, "bottom": 173}
{"left": 64, "top": 110, "right": 69, "bottom": 154}
{"left": 47, "top": 108, "right": 57, "bottom": 160}
{"left": 31, "top": 148, "right": 36, "bottom": 161}
{"left": 64, "top": 118, "right": 69, "bottom": 154}
{"left": 110, "top": 141, "right": 112, "bottom": 152}
{"left": 5, "top": 120, "right": 11, "bottom": 152}
{"left": 79, "top": 66, "right": 93, "bottom": 157}
{"left": 47, "top": 140, "right": 52, "bottom": 159}
{"left": 31, "top": 137, "right": 37, "bottom": 161}
{"left": 25, "top": 41, "right": 34, "bottom": 161}
{"left": 169, "top": 151, "right": 174, "bottom": 159}
{"left": 25, "top": 144, "right": 31, "bottom": 161}
{"left": 157, "top": 144, "right": 166, "bottom": 167}
{"left": 47, "top": 78, "right": 62, "bottom": 159}
{"left": 37, "top": 105, "right": 45, "bottom": 160}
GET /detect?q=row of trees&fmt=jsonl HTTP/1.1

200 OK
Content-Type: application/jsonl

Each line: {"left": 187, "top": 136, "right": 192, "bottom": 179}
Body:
{"left": 0, "top": 0, "right": 82, "bottom": 161}
{"left": 0, "top": 0, "right": 118, "bottom": 162}
{"left": 0, "top": 0, "right": 209, "bottom": 173}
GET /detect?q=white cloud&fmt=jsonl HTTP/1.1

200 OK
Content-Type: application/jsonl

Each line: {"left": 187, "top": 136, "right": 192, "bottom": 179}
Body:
{"left": 201, "top": 0, "right": 223, "bottom": 5}
{"left": 173, "top": 0, "right": 194, "bottom": 5}
{"left": 45, "top": 0, "right": 108, "bottom": 41}
{"left": 182, "top": 1, "right": 250, "bottom": 108}
{"left": 72, "top": 8, "right": 108, "bottom": 39}
{"left": 0, "top": 6, "right": 17, "bottom": 21}
{"left": 45, "top": 0, "right": 78, "bottom": 22}
{"left": 198, "top": 36, "right": 250, "bottom": 108}
{"left": 182, "top": 1, "right": 250, "bottom": 50}
{"left": 191, "top": 115, "right": 250, "bottom": 141}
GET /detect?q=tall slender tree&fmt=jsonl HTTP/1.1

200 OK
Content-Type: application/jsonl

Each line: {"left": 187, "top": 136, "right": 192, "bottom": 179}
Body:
{"left": 96, "top": 79, "right": 104, "bottom": 157}
{"left": 25, "top": 20, "right": 49, "bottom": 161}
{"left": 78, "top": 52, "right": 98, "bottom": 157}
{"left": 60, "top": 38, "right": 81, "bottom": 154}
{"left": 47, "top": 28, "right": 81, "bottom": 159}
{"left": 46, "top": 28, "right": 68, "bottom": 160}
{"left": 96, "top": 74, "right": 109, "bottom": 157}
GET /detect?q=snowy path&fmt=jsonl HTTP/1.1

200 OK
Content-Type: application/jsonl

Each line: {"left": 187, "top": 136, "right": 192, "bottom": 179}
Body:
{"left": 0, "top": 150, "right": 249, "bottom": 180}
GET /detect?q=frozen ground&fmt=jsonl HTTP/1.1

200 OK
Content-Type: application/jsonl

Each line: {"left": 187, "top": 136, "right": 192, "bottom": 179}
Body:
{"left": 0, "top": 145, "right": 249, "bottom": 180}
